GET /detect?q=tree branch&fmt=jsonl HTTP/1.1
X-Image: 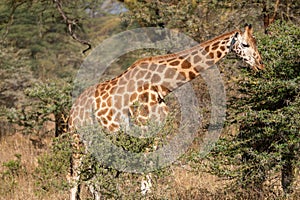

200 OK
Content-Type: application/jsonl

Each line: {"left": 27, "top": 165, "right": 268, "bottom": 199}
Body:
{"left": 53, "top": 0, "right": 91, "bottom": 53}
{"left": 1, "top": 1, "right": 25, "bottom": 43}
{"left": 263, "top": 0, "right": 280, "bottom": 34}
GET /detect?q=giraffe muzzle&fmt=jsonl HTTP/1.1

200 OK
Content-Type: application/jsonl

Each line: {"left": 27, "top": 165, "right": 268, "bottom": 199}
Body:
{"left": 253, "top": 60, "right": 264, "bottom": 71}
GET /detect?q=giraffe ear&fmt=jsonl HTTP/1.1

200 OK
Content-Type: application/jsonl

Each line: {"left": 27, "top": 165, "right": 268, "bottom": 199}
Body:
{"left": 229, "top": 32, "right": 239, "bottom": 51}
{"left": 244, "top": 24, "right": 253, "bottom": 35}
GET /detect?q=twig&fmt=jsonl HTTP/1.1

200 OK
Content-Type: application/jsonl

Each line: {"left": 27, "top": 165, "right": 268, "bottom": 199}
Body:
{"left": 53, "top": 0, "right": 91, "bottom": 53}
{"left": 263, "top": 0, "right": 280, "bottom": 34}
{"left": 1, "top": 1, "right": 24, "bottom": 44}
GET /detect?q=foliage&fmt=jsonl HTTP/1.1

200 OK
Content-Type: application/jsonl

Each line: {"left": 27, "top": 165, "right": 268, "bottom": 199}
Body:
{"left": 0, "top": 1, "right": 86, "bottom": 81}
{"left": 1, "top": 0, "right": 300, "bottom": 199}
{"left": 34, "top": 135, "right": 71, "bottom": 195}
{"left": 206, "top": 20, "right": 300, "bottom": 196}
{"left": 0, "top": 45, "right": 34, "bottom": 109}
{"left": 121, "top": 0, "right": 300, "bottom": 41}
{"left": 0, "top": 154, "right": 24, "bottom": 196}
{"left": 0, "top": 1, "right": 84, "bottom": 114}
{"left": 6, "top": 81, "right": 72, "bottom": 136}
{"left": 75, "top": 113, "right": 177, "bottom": 198}
{"left": 0, "top": 0, "right": 127, "bottom": 138}
{"left": 123, "top": 1, "right": 299, "bottom": 197}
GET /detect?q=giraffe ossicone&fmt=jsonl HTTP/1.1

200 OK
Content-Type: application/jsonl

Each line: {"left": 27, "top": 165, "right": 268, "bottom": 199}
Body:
{"left": 68, "top": 24, "right": 264, "bottom": 200}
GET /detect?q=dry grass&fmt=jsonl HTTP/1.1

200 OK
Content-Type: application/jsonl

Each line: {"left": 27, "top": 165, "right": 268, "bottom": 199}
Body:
{"left": 1, "top": 92, "right": 299, "bottom": 200}
{"left": 152, "top": 165, "right": 230, "bottom": 199}
{"left": 0, "top": 127, "right": 299, "bottom": 199}
{"left": 0, "top": 127, "right": 69, "bottom": 200}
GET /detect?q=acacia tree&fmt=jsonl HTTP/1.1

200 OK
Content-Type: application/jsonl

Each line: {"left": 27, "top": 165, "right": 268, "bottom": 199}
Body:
{"left": 120, "top": 0, "right": 300, "bottom": 41}
{"left": 121, "top": 0, "right": 300, "bottom": 198}
{"left": 0, "top": 1, "right": 83, "bottom": 140}
{"left": 206, "top": 21, "right": 299, "bottom": 197}
{"left": 1, "top": 0, "right": 299, "bottom": 198}
{"left": 0, "top": 0, "right": 125, "bottom": 139}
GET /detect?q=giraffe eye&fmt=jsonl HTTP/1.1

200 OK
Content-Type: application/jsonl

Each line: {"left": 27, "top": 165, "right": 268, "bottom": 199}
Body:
{"left": 241, "top": 43, "right": 250, "bottom": 48}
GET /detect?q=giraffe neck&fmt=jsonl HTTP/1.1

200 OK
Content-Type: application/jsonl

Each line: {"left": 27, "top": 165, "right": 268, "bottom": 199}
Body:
{"left": 151, "top": 30, "right": 238, "bottom": 95}
{"left": 175, "top": 30, "right": 239, "bottom": 69}
{"left": 114, "top": 30, "right": 239, "bottom": 98}
{"left": 199, "top": 30, "right": 239, "bottom": 64}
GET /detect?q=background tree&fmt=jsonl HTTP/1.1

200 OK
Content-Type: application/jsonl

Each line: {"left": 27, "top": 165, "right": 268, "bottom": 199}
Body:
{"left": 0, "top": 0, "right": 299, "bottom": 199}
{"left": 203, "top": 20, "right": 299, "bottom": 198}
{"left": 121, "top": 0, "right": 300, "bottom": 197}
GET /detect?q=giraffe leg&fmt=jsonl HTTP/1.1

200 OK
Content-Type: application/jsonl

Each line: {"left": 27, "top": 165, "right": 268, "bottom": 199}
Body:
{"left": 141, "top": 174, "right": 153, "bottom": 195}
{"left": 70, "top": 183, "right": 80, "bottom": 200}
{"left": 88, "top": 182, "right": 100, "bottom": 200}
{"left": 87, "top": 157, "right": 101, "bottom": 200}
{"left": 69, "top": 156, "right": 81, "bottom": 200}
{"left": 69, "top": 133, "right": 84, "bottom": 200}
{"left": 140, "top": 102, "right": 168, "bottom": 195}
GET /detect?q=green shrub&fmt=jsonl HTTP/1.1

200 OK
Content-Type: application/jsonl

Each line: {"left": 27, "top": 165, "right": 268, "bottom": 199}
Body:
{"left": 34, "top": 135, "right": 71, "bottom": 195}
{"left": 0, "top": 154, "right": 24, "bottom": 196}
{"left": 6, "top": 80, "right": 72, "bottom": 136}
{"left": 205, "top": 20, "right": 299, "bottom": 197}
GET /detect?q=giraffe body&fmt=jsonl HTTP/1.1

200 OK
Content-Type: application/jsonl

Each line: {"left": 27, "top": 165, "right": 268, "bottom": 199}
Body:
{"left": 68, "top": 24, "right": 264, "bottom": 200}
{"left": 69, "top": 48, "right": 211, "bottom": 131}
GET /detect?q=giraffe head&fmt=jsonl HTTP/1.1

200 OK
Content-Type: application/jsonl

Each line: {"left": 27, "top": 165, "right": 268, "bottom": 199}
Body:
{"left": 231, "top": 24, "right": 264, "bottom": 71}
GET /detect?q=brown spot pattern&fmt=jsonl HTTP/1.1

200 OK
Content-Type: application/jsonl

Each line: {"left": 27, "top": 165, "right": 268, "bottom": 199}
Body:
{"left": 189, "top": 71, "right": 196, "bottom": 80}
{"left": 151, "top": 74, "right": 161, "bottom": 83}
{"left": 205, "top": 46, "right": 210, "bottom": 53}
{"left": 181, "top": 60, "right": 191, "bottom": 69}
{"left": 169, "top": 60, "right": 180, "bottom": 66}
{"left": 165, "top": 68, "right": 176, "bottom": 79}
{"left": 193, "top": 55, "right": 202, "bottom": 63}
{"left": 130, "top": 92, "right": 138, "bottom": 102}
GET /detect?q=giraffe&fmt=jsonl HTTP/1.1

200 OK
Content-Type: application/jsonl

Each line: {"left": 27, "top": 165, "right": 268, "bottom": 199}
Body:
{"left": 68, "top": 24, "right": 264, "bottom": 200}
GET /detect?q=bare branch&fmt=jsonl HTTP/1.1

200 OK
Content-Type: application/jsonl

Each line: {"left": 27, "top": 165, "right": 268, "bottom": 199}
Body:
{"left": 270, "top": 0, "right": 280, "bottom": 24}
{"left": 53, "top": 0, "right": 91, "bottom": 53}
{"left": 263, "top": 0, "right": 280, "bottom": 34}
{"left": 1, "top": 1, "right": 26, "bottom": 43}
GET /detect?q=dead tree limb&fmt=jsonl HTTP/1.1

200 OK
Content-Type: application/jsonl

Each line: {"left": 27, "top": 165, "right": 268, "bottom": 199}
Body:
{"left": 53, "top": 0, "right": 91, "bottom": 53}
{"left": 263, "top": 0, "right": 280, "bottom": 34}
{"left": 1, "top": 1, "right": 26, "bottom": 43}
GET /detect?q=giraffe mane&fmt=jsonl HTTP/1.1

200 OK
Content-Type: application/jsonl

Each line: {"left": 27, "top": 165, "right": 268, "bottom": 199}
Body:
{"left": 199, "top": 29, "right": 240, "bottom": 47}
{"left": 120, "top": 29, "right": 241, "bottom": 77}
